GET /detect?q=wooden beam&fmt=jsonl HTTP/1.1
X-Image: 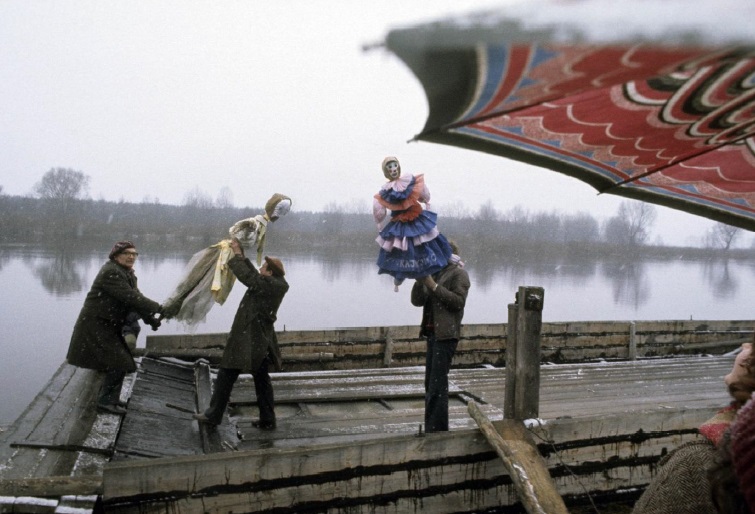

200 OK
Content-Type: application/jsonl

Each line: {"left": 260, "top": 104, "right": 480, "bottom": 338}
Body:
{"left": 514, "top": 286, "right": 544, "bottom": 420}
{"left": 383, "top": 328, "right": 394, "bottom": 367}
{"left": 504, "top": 301, "right": 518, "bottom": 419}
{"left": 0, "top": 475, "right": 102, "bottom": 497}
{"left": 9, "top": 442, "right": 112, "bottom": 456}
{"left": 194, "top": 360, "right": 220, "bottom": 454}
{"left": 468, "top": 401, "right": 568, "bottom": 514}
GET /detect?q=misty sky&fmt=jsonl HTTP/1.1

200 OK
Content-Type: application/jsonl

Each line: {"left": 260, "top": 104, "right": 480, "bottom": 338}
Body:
{"left": 1, "top": 1, "right": 751, "bottom": 247}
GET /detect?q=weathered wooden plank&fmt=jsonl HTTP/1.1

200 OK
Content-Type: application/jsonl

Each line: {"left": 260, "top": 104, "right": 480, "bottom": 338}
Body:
{"left": 104, "top": 478, "right": 516, "bottom": 514}
{"left": 0, "top": 366, "right": 101, "bottom": 481}
{"left": 0, "top": 495, "right": 59, "bottom": 513}
{"left": 144, "top": 321, "right": 751, "bottom": 373}
{"left": 194, "top": 360, "right": 214, "bottom": 454}
{"left": 469, "top": 403, "right": 568, "bottom": 514}
{"left": 102, "top": 430, "right": 504, "bottom": 507}
{"left": 0, "top": 364, "right": 78, "bottom": 455}
{"left": 101, "top": 405, "right": 714, "bottom": 513}
{"left": 56, "top": 494, "right": 99, "bottom": 513}
{"left": 234, "top": 402, "right": 502, "bottom": 446}
{"left": 0, "top": 476, "right": 101, "bottom": 497}
{"left": 229, "top": 375, "right": 462, "bottom": 405}
{"left": 113, "top": 358, "right": 242, "bottom": 460}
{"left": 103, "top": 404, "right": 698, "bottom": 493}
{"left": 99, "top": 350, "right": 730, "bottom": 512}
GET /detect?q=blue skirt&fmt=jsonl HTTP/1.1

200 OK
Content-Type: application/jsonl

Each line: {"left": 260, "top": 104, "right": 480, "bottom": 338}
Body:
{"left": 376, "top": 232, "right": 452, "bottom": 281}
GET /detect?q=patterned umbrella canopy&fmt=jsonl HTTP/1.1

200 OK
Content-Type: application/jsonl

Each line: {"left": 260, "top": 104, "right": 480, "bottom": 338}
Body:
{"left": 385, "top": 0, "right": 755, "bottom": 230}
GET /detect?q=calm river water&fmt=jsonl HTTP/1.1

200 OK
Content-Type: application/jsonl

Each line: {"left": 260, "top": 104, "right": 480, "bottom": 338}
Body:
{"left": 1, "top": 245, "right": 754, "bottom": 423}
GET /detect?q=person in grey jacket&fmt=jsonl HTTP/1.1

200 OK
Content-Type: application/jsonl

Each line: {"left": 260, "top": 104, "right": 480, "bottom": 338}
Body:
{"left": 411, "top": 241, "right": 470, "bottom": 432}
{"left": 194, "top": 238, "right": 289, "bottom": 429}
{"left": 66, "top": 241, "right": 162, "bottom": 415}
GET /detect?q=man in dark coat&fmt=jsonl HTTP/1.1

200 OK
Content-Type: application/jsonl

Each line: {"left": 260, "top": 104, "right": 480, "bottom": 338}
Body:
{"left": 194, "top": 238, "right": 289, "bottom": 429}
{"left": 67, "top": 241, "right": 162, "bottom": 415}
{"left": 411, "top": 241, "right": 470, "bottom": 433}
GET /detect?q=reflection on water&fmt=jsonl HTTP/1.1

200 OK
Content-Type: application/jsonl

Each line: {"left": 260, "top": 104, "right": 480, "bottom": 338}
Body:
{"left": 702, "top": 259, "right": 739, "bottom": 300}
{"left": 602, "top": 259, "right": 649, "bottom": 310}
{"left": 2, "top": 243, "right": 755, "bottom": 424}
{"left": 27, "top": 248, "right": 90, "bottom": 296}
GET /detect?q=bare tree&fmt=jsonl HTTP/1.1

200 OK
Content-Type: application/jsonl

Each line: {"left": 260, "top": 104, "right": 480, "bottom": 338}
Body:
{"left": 33, "top": 168, "right": 90, "bottom": 238}
{"left": 183, "top": 187, "right": 214, "bottom": 209}
{"left": 215, "top": 186, "right": 234, "bottom": 209}
{"left": 438, "top": 201, "right": 471, "bottom": 219}
{"left": 475, "top": 199, "right": 499, "bottom": 222}
{"left": 505, "top": 205, "right": 530, "bottom": 225}
{"left": 34, "top": 168, "right": 90, "bottom": 205}
{"left": 562, "top": 212, "right": 600, "bottom": 243}
{"left": 704, "top": 222, "right": 741, "bottom": 250}
{"left": 604, "top": 201, "right": 657, "bottom": 246}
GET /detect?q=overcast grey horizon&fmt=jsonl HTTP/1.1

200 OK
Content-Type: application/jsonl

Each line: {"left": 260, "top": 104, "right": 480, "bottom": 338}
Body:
{"left": 2, "top": 0, "right": 752, "bottom": 248}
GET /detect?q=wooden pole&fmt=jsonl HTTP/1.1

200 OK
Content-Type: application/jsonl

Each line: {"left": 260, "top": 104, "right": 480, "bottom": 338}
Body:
{"left": 468, "top": 402, "right": 568, "bottom": 514}
{"left": 507, "top": 286, "right": 544, "bottom": 420}
{"left": 383, "top": 328, "right": 394, "bottom": 367}
{"left": 194, "top": 359, "right": 220, "bottom": 453}
{"left": 629, "top": 321, "right": 637, "bottom": 360}
{"left": 504, "top": 301, "right": 518, "bottom": 419}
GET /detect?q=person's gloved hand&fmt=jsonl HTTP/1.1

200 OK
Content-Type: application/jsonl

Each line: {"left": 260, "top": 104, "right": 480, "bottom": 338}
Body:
{"left": 159, "top": 301, "right": 180, "bottom": 320}
{"left": 147, "top": 316, "right": 162, "bottom": 331}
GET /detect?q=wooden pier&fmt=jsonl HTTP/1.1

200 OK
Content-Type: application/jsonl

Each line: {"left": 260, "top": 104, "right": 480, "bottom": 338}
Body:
{"left": 0, "top": 314, "right": 749, "bottom": 513}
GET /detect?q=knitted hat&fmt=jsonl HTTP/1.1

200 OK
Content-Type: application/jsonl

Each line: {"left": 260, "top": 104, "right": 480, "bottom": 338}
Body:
{"left": 264, "top": 256, "right": 285, "bottom": 277}
{"left": 382, "top": 156, "right": 400, "bottom": 180}
{"left": 731, "top": 394, "right": 755, "bottom": 512}
{"left": 265, "top": 193, "right": 292, "bottom": 220}
{"left": 109, "top": 241, "right": 136, "bottom": 260}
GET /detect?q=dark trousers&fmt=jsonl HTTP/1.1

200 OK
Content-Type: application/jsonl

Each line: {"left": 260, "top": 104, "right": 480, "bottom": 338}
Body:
{"left": 98, "top": 369, "right": 126, "bottom": 406}
{"left": 204, "top": 357, "right": 275, "bottom": 425}
{"left": 424, "top": 336, "right": 458, "bottom": 433}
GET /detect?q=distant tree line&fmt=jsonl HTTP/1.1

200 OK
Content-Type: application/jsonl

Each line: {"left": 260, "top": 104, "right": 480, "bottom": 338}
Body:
{"left": 0, "top": 167, "right": 749, "bottom": 260}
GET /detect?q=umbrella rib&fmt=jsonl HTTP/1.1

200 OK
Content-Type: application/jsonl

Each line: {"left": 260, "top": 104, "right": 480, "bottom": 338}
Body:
{"left": 596, "top": 131, "right": 755, "bottom": 193}
{"left": 416, "top": 102, "right": 558, "bottom": 140}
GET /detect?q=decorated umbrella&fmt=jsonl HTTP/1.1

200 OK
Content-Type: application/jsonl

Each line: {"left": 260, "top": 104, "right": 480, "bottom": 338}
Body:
{"left": 384, "top": 0, "right": 755, "bottom": 230}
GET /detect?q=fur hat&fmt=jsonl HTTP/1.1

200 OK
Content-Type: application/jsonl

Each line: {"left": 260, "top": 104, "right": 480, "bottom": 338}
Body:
{"left": 265, "top": 193, "right": 292, "bottom": 220}
{"left": 109, "top": 241, "right": 136, "bottom": 260}
{"left": 382, "top": 156, "right": 400, "bottom": 180}
{"left": 264, "top": 256, "right": 285, "bottom": 277}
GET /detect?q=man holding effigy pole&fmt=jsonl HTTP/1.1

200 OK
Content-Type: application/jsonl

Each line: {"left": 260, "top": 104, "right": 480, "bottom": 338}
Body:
{"left": 193, "top": 237, "right": 289, "bottom": 430}
{"left": 411, "top": 240, "right": 470, "bottom": 433}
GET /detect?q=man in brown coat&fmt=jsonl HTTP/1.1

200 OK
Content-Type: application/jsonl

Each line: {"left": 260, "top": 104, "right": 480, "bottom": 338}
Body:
{"left": 194, "top": 238, "right": 289, "bottom": 429}
{"left": 411, "top": 242, "right": 470, "bottom": 433}
{"left": 67, "top": 241, "right": 162, "bottom": 415}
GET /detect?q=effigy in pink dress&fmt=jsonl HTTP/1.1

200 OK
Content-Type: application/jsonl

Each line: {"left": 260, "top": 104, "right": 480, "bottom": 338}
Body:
{"left": 373, "top": 156, "right": 452, "bottom": 291}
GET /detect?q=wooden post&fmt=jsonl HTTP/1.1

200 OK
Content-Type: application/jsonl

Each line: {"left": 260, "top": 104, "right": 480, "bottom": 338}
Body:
{"left": 629, "top": 321, "right": 637, "bottom": 360}
{"left": 468, "top": 402, "right": 568, "bottom": 514}
{"left": 506, "top": 286, "right": 544, "bottom": 420}
{"left": 194, "top": 360, "right": 224, "bottom": 453}
{"left": 504, "top": 301, "right": 518, "bottom": 419}
{"left": 383, "top": 328, "right": 394, "bottom": 367}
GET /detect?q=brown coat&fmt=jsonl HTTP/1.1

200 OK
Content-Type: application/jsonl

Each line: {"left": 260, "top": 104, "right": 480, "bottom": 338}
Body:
{"left": 220, "top": 255, "right": 289, "bottom": 372}
{"left": 411, "top": 262, "right": 470, "bottom": 341}
{"left": 67, "top": 260, "right": 162, "bottom": 372}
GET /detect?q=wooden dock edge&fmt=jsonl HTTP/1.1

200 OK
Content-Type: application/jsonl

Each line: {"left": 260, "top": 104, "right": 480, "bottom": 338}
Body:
{"left": 101, "top": 405, "right": 714, "bottom": 513}
{"left": 143, "top": 320, "right": 754, "bottom": 370}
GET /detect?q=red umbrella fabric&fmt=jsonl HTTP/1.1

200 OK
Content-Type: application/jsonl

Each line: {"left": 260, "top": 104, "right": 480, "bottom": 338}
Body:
{"left": 385, "top": 1, "right": 755, "bottom": 230}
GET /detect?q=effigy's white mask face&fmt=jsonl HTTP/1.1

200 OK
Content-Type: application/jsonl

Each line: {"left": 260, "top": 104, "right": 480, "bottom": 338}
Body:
{"left": 385, "top": 161, "right": 400, "bottom": 179}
